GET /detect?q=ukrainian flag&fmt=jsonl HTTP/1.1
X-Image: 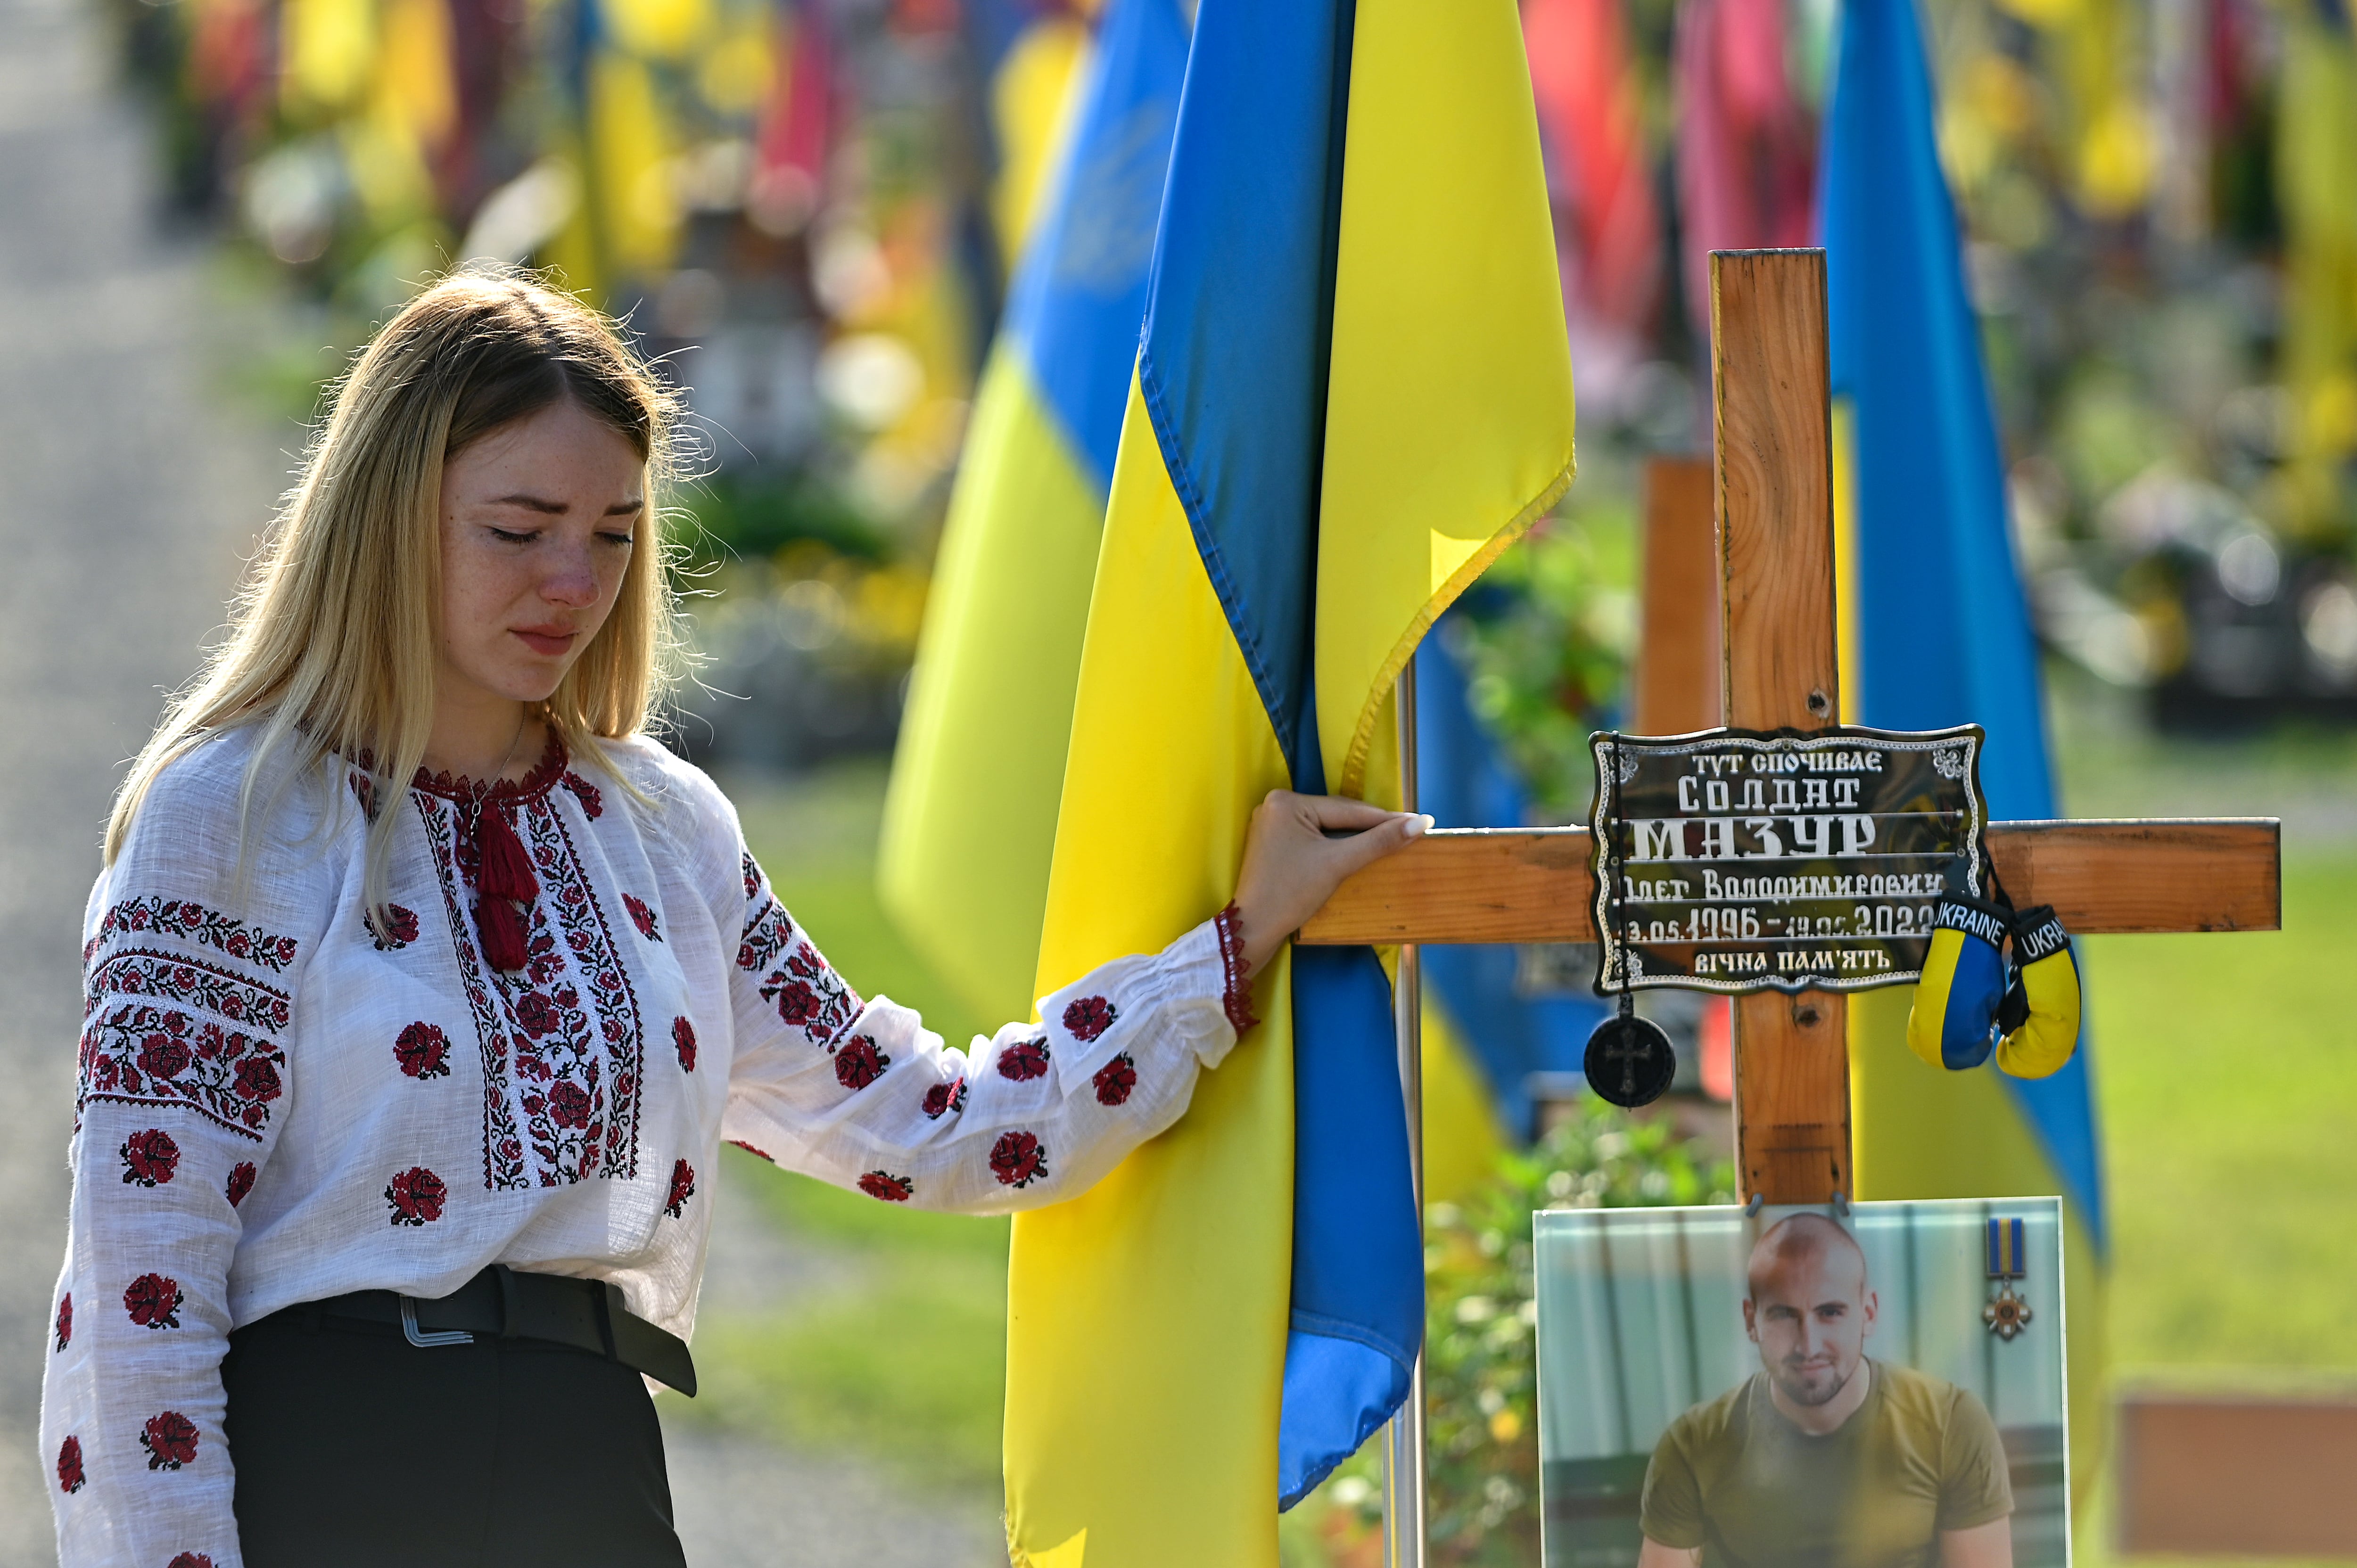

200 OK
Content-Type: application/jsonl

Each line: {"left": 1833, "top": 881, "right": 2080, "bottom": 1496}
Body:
{"left": 1005, "top": 0, "right": 1573, "bottom": 1558}
{"left": 1820, "top": 0, "right": 2109, "bottom": 1499}
{"left": 880, "top": 0, "right": 1188, "bottom": 1027}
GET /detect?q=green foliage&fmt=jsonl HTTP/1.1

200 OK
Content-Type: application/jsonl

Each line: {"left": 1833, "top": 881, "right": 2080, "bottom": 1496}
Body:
{"left": 671, "top": 470, "right": 893, "bottom": 578}
{"left": 1445, "top": 501, "right": 1640, "bottom": 822}
{"left": 1311, "top": 1103, "right": 1734, "bottom": 1567}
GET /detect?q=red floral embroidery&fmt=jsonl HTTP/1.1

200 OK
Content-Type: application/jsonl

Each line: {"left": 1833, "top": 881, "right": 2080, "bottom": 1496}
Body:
{"left": 741, "top": 852, "right": 761, "bottom": 900}
{"left": 673, "top": 1016, "right": 697, "bottom": 1072}
{"left": 395, "top": 1022, "right": 452, "bottom": 1079}
{"left": 409, "top": 731, "right": 568, "bottom": 805}
{"left": 234, "top": 1057, "right": 283, "bottom": 1102}
{"left": 120, "top": 1129, "right": 180, "bottom": 1186}
{"left": 167, "top": 1556, "right": 216, "bottom": 1568}
{"left": 226, "top": 1162, "right": 256, "bottom": 1208}
{"left": 921, "top": 1076, "right": 967, "bottom": 1120}
{"left": 728, "top": 1139, "right": 774, "bottom": 1162}
{"left": 1062, "top": 995, "right": 1117, "bottom": 1043}
{"left": 520, "top": 805, "right": 646, "bottom": 1182}
{"left": 366, "top": 903, "right": 420, "bottom": 952}
{"left": 418, "top": 766, "right": 646, "bottom": 1193}
{"left": 737, "top": 899, "right": 795, "bottom": 974}
{"left": 624, "top": 894, "right": 661, "bottom": 942}
{"left": 56, "top": 1435, "right": 83, "bottom": 1493}
{"left": 54, "top": 1294, "right": 71, "bottom": 1352}
{"left": 514, "top": 991, "right": 563, "bottom": 1036}
{"left": 384, "top": 1166, "right": 447, "bottom": 1226}
{"left": 80, "top": 1004, "right": 287, "bottom": 1139}
{"left": 833, "top": 1034, "right": 889, "bottom": 1090}
{"left": 664, "top": 1159, "right": 696, "bottom": 1217}
{"left": 758, "top": 944, "right": 859, "bottom": 1044}
{"left": 140, "top": 1411, "right": 199, "bottom": 1470}
{"left": 124, "top": 1272, "right": 183, "bottom": 1330}
{"left": 1214, "top": 901, "right": 1261, "bottom": 1033}
{"left": 858, "top": 1170, "right": 914, "bottom": 1202}
{"left": 547, "top": 1081, "right": 593, "bottom": 1128}
{"left": 91, "top": 897, "right": 300, "bottom": 973}
{"left": 349, "top": 769, "right": 379, "bottom": 819}
{"left": 997, "top": 1037, "right": 1051, "bottom": 1082}
{"left": 562, "top": 772, "right": 603, "bottom": 817}
{"left": 990, "top": 1130, "right": 1048, "bottom": 1189}
{"left": 87, "top": 950, "right": 290, "bottom": 1033}
{"left": 1093, "top": 1053, "right": 1138, "bottom": 1107}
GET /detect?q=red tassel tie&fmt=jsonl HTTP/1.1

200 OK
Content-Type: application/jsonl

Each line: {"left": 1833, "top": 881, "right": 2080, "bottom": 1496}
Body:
{"left": 472, "top": 804, "right": 540, "bottom": 972}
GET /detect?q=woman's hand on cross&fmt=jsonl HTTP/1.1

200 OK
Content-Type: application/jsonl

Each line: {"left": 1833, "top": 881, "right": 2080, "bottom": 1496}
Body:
{"left": 1232, "top": 791, "right": 1431, "bottom": 979}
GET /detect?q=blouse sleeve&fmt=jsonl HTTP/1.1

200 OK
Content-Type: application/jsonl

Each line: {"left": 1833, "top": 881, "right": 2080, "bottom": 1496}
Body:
{"left": 43, "top": 744, "right": 334, "bottom": 1568}
{"left": 717, "top": 840, "right": 1257, "bottom": 1215}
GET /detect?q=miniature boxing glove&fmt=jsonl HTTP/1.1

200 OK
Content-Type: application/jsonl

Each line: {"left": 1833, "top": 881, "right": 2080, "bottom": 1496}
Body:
{"left": 1907, "top": 886, "right": 2012, "bottom": 1071}
{"left": 1994, "top": 905, "right": 2080, "bottom": 1079}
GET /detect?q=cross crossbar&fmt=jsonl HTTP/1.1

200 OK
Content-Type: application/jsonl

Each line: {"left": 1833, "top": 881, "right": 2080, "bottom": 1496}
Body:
{"left": 1297, "top": 818, "right": 2282, "bottom": 946}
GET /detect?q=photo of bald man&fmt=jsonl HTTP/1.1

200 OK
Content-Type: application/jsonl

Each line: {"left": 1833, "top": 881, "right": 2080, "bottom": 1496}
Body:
{"left": 1635, "top": 1214, "right": 2015, "bottom": 1568}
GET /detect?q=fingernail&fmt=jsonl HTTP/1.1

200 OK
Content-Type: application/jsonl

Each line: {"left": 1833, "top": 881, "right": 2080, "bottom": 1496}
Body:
{"left": 1407, "top": 814, "right": 1434, "bottom": 837}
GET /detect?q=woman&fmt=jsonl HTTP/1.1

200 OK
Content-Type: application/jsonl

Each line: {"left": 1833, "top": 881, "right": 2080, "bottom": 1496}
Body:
{"left": 42, "top": 270, "right": 1423, "bottom": 1568}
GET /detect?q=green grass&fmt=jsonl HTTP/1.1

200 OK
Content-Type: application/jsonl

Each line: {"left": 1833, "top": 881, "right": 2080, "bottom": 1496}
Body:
{"left": 725, "top": 760, "right": 992, "bottom": 1048}
{"left": 2089, "top": 853, "right": 2357, "bottom": 1385}
{"left": 697, "top": 1151, "right": 1013, "bottom": 1488}
{"left": 686, "top": 762, "right": 1014, "bottom": 1490}
{"left": 2048, "top": 666, "right": 2357, "bottom": 1386}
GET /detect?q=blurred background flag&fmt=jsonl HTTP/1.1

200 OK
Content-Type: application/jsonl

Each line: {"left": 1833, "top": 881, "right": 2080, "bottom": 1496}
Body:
{"left": 960, "top": 0, "right": 1092, "bottom": 269}
{"left": 878, "top": 0, "right": 1187, "bottom": 1031}
{"left": 1521, "top": 0, "right": 1663, "bottom": 410}
{"left": 1003, "top": 0, "right": 1573, "bottom": 1559}
{"left": 1673, "top": 0, "right": 1817, "bottom": 347}
{"left": 746, "top": 0, "right": 840, "bottom": 239}
{"left": 1819, "top": 0, "right": 2110, "bottom": 1494}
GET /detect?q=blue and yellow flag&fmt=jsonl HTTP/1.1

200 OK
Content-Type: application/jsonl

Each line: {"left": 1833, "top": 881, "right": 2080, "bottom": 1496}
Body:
{"left": 1005, "top": 0, "right": 1573, "bottom": 1557}
{"left": 960, "top": 0, "right": 1097, "bottom": 269}
{"left": 1820, "top": 0, "right": 2109, "bottom": 1496}
{"left": 880, "top": 0, "right": 1187, "bottom": 1027}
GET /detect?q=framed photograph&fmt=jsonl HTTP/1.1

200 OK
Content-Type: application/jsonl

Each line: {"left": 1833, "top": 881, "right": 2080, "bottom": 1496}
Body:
{"left": 1534, "top": 1198, "right": 2067, "bottom": 1568}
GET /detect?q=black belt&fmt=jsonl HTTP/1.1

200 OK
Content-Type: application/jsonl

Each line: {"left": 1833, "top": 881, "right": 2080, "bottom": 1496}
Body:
{"left": 280, "top": 1265, "right": 696, "bottom": 1396}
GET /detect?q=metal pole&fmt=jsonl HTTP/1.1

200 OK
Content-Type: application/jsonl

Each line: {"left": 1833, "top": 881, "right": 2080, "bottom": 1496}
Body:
{"left": 1383, "top": 663, "right": 1427, "bottom": 1568}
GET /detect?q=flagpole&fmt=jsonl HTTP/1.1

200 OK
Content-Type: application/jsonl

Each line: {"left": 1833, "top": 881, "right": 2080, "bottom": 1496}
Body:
{"left": 1383, "top": 662, "right": 1427, "bottom": 1568}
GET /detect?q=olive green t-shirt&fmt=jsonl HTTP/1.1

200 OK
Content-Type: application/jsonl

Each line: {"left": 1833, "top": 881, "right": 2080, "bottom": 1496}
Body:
{"left": 1639, "top": 1360, "right": 2012, "bottom": 1568}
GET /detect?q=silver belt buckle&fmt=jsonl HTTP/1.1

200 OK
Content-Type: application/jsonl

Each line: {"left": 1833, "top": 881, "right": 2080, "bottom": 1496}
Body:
{"left": 400, "top": 1295, "right": 474, "bottom": 1347}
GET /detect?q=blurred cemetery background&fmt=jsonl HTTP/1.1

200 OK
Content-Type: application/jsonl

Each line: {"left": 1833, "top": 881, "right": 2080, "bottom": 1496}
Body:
{"left": 6, "top": 0, "right": 2357, "bottom": 1557}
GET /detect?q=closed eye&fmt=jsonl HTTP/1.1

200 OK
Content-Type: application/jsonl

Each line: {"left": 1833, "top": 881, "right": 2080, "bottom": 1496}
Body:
{"left": 597, "top": 531, "right": 636, "bottom": 548}
{"left": 489, "top": 526, "right": 540, "bottom": 545}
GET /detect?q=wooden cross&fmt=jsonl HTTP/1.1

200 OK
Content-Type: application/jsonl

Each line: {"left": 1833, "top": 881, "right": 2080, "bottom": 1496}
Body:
{"left": 1302, "top": 248, "right": 2282, "bottom": 1205}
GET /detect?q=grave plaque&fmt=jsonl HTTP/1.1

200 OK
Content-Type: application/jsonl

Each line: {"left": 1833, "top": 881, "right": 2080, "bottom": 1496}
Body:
{"left": 1589, "top": 724, "right": 1987, "bottom": 994}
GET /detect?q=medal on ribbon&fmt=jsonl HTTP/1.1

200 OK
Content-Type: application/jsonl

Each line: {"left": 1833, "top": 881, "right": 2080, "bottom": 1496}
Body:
{"left": 1983, "top": 1215, "right": 2034, "bottom": 1340}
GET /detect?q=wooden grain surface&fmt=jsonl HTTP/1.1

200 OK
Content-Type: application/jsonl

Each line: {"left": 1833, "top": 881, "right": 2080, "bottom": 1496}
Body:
{"left": 1988, "top": 818, "right": 2281, "bottom": 932}
{"left": 1635, "top": 456, "right": 1720, "bottom": 737}
{"left": 2118, "top": 1393, "right": 2357, "bottom": 1556}
{"left": 1296, "top": 819, "right": 2283, "bottom": 944}
{"left": 1712, "top": 249, "right": 1846, "bottom": 1203}
{"left": 1712, "top": 250, "right": 1838, "bottom": 735}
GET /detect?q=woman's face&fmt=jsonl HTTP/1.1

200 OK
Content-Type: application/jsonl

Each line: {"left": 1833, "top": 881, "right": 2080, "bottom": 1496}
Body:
{"left": 437, "top": 396, "right": 644, "bottom": 707}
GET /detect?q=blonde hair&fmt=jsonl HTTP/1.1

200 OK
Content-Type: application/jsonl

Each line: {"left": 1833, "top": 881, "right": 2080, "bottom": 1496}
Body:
{"left": 107, "top": 266, "right": 688, "bottom": 912}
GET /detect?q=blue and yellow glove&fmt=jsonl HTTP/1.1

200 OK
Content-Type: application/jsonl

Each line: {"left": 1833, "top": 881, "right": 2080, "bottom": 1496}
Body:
{"left": 1907, "top": 881, "right": 2013, "bottom": 1071}
{"left": 1994, "top": 905, "right": 2080, "bottom": 1078}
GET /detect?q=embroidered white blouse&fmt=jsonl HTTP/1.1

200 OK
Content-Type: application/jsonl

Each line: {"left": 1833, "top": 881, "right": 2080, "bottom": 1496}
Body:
{"left": 42, "top": 725, "right": 1249, "bottom": 1568}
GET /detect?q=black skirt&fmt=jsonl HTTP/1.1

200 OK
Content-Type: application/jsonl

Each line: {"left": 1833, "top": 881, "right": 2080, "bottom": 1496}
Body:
{"left": 223, "top": 1308, "right": 689, "bottom": 1568}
